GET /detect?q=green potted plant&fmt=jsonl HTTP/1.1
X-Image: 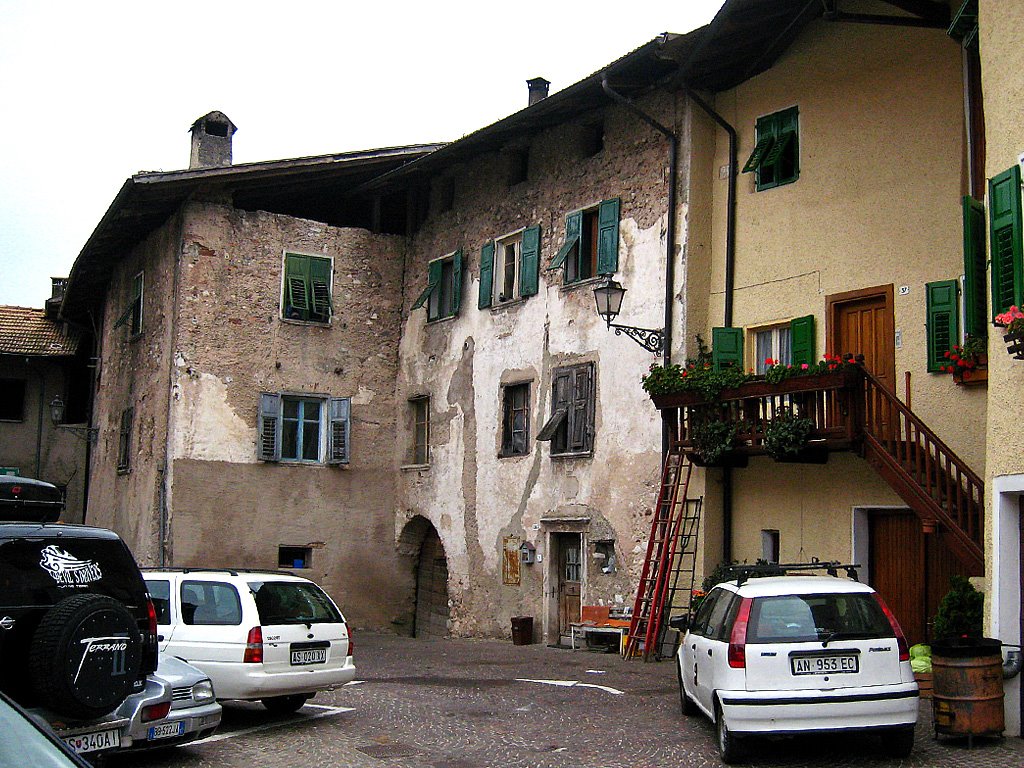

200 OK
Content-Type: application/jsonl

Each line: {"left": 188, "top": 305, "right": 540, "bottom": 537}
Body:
{"left": 690, "top": 416, "right": 740, "bottom": 466}
{"left": 761, "top": 408, "right": 823, "bottom": 462}
{"left": 930, "top": 575, "right": 1004, "bottom": 744}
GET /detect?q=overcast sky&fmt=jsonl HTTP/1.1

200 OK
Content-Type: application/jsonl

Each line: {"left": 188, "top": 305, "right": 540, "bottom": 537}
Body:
{"left": 0, "top": 1, "right": 724, "bottom": 308}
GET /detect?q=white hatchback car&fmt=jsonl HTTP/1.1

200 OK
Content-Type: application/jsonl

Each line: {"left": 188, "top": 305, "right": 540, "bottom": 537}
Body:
{"left": 143, "top": 568, "right": 355, "bottom": 713}
{"left": 672, "top": 573, "right": 918, "bottom": 763}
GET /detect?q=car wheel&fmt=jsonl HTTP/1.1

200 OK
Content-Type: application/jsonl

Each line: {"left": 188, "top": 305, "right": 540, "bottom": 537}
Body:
{"left": 29, "top": 594, "right": 143, "bottom": 719}
{"left": 262, "top": 694, "right": 309, "bottom": 714}
{"left": 675, "top": 658, "right": 698, "bottom": 716}
{"left": 716, "top": 701, "right": 743, "bottom": 764}
{"left": 880, "top": 727, "right": 914, "bottom": 758}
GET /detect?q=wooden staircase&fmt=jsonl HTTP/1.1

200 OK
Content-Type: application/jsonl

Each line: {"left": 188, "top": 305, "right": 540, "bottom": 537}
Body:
{"left": 856, "top": 367, "right": 984, "bottom": 575}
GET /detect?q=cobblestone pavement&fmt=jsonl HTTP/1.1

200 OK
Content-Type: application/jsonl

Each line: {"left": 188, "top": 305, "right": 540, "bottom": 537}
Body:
{"left": 111, "top": 631, "right": 1024, "bottom": 768}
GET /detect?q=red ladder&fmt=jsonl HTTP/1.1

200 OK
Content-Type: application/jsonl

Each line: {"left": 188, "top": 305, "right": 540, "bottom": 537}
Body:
{"left": 624, "top": 451, "right": 694, "bottom": 660}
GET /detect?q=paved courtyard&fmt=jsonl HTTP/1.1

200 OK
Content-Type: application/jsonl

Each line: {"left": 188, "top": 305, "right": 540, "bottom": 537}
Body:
{"left": 114, "top": 631, "right": 1024, "bottom": 768}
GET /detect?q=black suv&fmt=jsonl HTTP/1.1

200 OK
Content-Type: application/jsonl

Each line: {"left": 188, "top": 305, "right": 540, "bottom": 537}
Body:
{"left": 0, "top": 476, "right": 158, "bottom": 723}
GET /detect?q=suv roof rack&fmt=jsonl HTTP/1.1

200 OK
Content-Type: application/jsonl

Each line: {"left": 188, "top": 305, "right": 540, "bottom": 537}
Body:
{"left": 142, "top": 567, "right": 296, "bottom": 577}
{"left": 725, "top": 559, "right": 860, "bottom": 586}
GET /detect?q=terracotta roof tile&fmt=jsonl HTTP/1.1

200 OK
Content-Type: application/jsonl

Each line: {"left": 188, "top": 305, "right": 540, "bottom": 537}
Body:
{"left": 0, "top": 306, "right": 80, "bottom": 356}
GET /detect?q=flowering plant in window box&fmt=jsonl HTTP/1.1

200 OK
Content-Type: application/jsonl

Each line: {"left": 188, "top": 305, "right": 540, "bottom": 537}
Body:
{"left": 942, "top": 335, "right": 987, "bottom": 384}
{"left": 995, "top": 305, "right": 1024, "bottom": 360}
{"left": 763, "top": 353, "right": 856, "bottom": 385}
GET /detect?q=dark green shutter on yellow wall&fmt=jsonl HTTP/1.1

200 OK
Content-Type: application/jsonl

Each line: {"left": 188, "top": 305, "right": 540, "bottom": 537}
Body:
{"left": 479, "top": 242, "right": 495, "bottom": 309}
{"left": 989, "top": 165, "right": 1023, "bottom": 316}
{"left": 789, "top": 315, "right": 815, "bottom": 366}
{"left": 519, "top": 226, "right": 541, "bottom": 296}
{"left": 712, "top": 327, "right": 743, "bottom": 370}
{"left": 962, "top": 196, "right": 987, "bottom": 338}
{"left": 926, "top": 279, "right": 959, "bottom": 372}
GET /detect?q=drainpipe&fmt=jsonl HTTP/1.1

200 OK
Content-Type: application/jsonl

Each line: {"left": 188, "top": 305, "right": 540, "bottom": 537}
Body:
{"left": 600, "top": 74, "right": 677, "bottom": 459}
{"left": 30, "top": 358, "right": 45, "bottom": 479}
{"left": 684, "top": 88, "right": 738, "bottom": 562}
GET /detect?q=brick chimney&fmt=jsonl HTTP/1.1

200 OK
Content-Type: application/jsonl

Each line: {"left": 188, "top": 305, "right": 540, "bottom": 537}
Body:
{"left": 189, "top": 111, "right": 237, "bottom": 169}
{"left": 527, "top": 78, "right": 550, "bottom": 107}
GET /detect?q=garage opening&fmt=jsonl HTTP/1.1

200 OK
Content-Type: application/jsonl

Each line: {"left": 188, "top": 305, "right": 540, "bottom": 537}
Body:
{"left": 398, "top": 516, "right": 449, "bottom": 638}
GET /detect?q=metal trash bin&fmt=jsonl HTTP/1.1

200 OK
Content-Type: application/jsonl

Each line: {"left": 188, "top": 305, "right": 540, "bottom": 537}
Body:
{"left": 511, "top": 616, "right": 534, "bottom": 645}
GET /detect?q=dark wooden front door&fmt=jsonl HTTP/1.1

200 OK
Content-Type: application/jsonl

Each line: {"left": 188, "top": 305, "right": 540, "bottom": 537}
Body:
{"left": 557, "top": 534, "right": 582, "bottom": 637}
{"left": 828, "top": 285, "right": 896, "bottom": 392}
{"left": 415, "top": 527, "right": 449, "bottom": 638}
{"left": 870, "top": 510, "right": 967, "bottom": 646}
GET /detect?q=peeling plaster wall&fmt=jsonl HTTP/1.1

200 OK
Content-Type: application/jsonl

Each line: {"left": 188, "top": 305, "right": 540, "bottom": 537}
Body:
{"left": 396, "top": 92, "right": 689, "bottom": 639}
{"left": 86, "top": 216, "right": 180, "bottom": 563}
{"left": 163, "top": 203, "right": 407, "bottom": 629}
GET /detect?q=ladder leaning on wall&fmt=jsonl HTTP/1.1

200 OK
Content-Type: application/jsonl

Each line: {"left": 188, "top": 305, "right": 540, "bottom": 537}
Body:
{"left": 624, "top": 449, "right": 702, "bottom": 661}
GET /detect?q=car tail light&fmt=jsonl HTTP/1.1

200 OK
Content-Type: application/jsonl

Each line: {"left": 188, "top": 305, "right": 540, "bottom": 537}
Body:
{"left": 146, "top": 597, "right": 158, "bottom": 637}
{"left": 728, "top": 597, "right": 753, "bottom": 669}
{"left": 142, "top": 702, "right": 171, "bottom": 722}
{"left": 243, "top": 626, "right": 263, "bottom": 663}
{"left": 346, "top": 627, "right": 354, "bottom": 658}
{"left": 873, "top": 593, "right": 910, "bottom": 661}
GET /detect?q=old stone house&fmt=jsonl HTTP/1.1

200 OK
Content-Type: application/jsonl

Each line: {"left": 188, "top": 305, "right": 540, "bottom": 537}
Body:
{"left": 0, "top": 279, "right": 90, "bottom": 519}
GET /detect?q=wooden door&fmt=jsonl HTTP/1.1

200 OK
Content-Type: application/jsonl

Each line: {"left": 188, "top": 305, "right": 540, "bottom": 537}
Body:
{"left": 828, "top": 286, "right": 895, "bottom": 392}
{"left": 870, "top": 510, "right": 967, "bottom": 646}
{"left": 414, "top": 527, "right": 449, "bottom": 637}
{"left": 557, "top": 534, "right": 582, "bottom": 637}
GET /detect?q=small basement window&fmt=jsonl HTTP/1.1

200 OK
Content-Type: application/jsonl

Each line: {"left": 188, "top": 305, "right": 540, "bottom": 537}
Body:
{"left": 279, "top": 546, "right": 312, "bottom": 569}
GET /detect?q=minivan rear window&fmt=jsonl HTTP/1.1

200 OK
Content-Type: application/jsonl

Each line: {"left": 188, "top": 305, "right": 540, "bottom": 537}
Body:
{"left": 248, "top": 581, "right": 343, "bottom": 625}
{"left": 747, "top": 593, "right": 892, "bottom": 644}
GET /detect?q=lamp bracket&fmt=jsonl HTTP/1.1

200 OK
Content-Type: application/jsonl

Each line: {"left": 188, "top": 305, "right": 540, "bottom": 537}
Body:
{"left": 609, "top": 324, "right": 665, "bottom": 355}
{"left": 58, "top": 424, "right": 99, "bottom": 445}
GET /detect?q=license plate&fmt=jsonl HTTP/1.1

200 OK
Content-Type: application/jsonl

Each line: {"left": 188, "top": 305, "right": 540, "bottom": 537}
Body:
{"left": 291, "top": 648, "right": 327, "bottom": 665}
{"left": 148, "top": 721, "right": 186, "bottom": 740}
{"left": 791, "top": 653, "right": 859, "bottom": 675}
{"left": 64, "top": 728, "right": 121, "bottom": 754}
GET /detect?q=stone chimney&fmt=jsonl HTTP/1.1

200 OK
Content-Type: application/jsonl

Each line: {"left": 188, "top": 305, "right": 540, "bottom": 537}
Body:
{"left": 527, "top": 78, "right": 550, "bottom": 107}
{"left": 189, "top": 111, "right": 237, "bottom": 169}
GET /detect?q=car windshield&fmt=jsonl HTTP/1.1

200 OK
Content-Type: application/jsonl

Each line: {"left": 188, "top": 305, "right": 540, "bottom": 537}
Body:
{"left": 747, "top": 592, "right": 892, "bottom": 644}
{"left": 0, "top": 694, "right": 83, "bottom": 767}
{"left": 248, "top": 581, "right": 343, "bottom": 625}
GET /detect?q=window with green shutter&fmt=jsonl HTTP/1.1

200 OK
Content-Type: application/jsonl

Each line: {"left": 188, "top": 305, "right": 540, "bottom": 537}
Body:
{"left": 926, "top": 279, "right": 960, "bottom": 372}
{"left": 789, "top": 315, "right": 815, "bottom": 367}
{"left": 413, "top": 250, "right": 462, "bottom": 321}
{"left": 962, "top": 196, "right": 988, "bottom": 338}
{"left": 282, "top": 253, "right": 333, "bottom": 323}
{"left": 989, "top": 165, "right": 1023, "bottom": 317}
{"left": 549, "top": 199, "right": 620, "bottom": 284}
{"left": 742, "top": 106, "right": 799, "bottom": 191}
{"left": 257, "top": 392, "right": 350, "bottom": 465}
{"left": 113, "top": 271, "right": 144, "bottom": 337}
{"left": 536, "top": 363, "right": 595, "bottom": 456}
{"left": 712, "top": 327, "right": 744, "bottom": 370}
{"left": 483, "top": 226, "right": 541, "bottom": 308}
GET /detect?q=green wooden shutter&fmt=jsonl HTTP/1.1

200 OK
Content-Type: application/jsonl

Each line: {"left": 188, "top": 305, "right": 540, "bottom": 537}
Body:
{"left": 519, "top": 226, "right": 541, "bottom": 297}
{"left": 568, "top": 364, "right": 594, "bottom": 453}
{"left": 962, "top": 196, "right": 988, "bottom": 338}
{"left": 762, "top": 130, "right": 793, "bottom": 168}
{"left": 926, "top": 280, "right": 960, "bottom": 372}
{"left": 549, "top": 211, "right": 582, "bottom": 270}
{"left": 596, "top": 198, "right": 620, "bottom": 275}
{"left": 451, "top": 249, "right": 463, "bottom": 315}
{"left": 258, "top": 393, "right": 282, "bottom": 462}
{"left": 309, "top": 256, "right": 333, "bottom": 319}
{"left": 412, "top": 260, "right": 442, "bottom": 310}
{"left": 789, "top": 315, "right": 815, "bottom": 367}
{"left": 711, "top": 327, "right": 744, "bottom": 370}
{"left": 285, "top": 254, "right": 311, "bottom": 317}
{"left": 742, "top": 135, "right": 775, "bottom": 174}
{"left": 478, "top": 242, "right": 495, "bottom": 309}
{"left": 989, "top": 165, "right": 1023, "bottom": 316}
{"left": 327, "top": 397, "right": 350, "bottom": 465}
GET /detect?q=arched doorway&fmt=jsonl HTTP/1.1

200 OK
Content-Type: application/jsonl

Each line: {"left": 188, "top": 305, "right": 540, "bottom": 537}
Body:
{"left": 398, "top": 516, "right": 450, "bottom": 638}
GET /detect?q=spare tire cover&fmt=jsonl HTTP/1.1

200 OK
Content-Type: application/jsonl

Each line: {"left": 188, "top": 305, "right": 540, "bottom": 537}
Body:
{"left": 30, "top": 594, "right": 143, "bottom": 719}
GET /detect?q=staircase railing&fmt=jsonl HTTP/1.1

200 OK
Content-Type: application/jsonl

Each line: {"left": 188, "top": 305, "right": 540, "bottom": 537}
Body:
{"left": 857, "top": 366, "right": 984, "bottom": 574}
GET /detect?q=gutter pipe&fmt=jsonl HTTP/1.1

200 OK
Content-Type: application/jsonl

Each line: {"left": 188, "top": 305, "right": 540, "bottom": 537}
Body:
{"left": 600, "top": 74, "right": 677, "bottom": 460}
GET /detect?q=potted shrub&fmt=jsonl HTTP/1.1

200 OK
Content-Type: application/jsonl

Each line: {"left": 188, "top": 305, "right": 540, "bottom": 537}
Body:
{"left": 689, "top": 416, "right": 742, "bottom": 466}
{"left": 942, "top": 335, "right": 987, "bottom": 385}
{"left": 930, "top": 575, "right": 1004, "bottom": 744}
{"left": 761, "top": 408, "right": 826, "bottom": 463}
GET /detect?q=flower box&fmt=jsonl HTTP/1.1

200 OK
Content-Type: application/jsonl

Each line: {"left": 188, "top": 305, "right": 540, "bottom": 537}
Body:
{"left": 649, "top": 368, "right": 859, "bottom": 410}
{"left": 1005, "top": 328, "right": 1024, "bottom": 360}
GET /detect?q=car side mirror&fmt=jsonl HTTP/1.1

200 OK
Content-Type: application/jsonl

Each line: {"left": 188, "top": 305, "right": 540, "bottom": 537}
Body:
{"left": 668, "top": 614, "right": 690, "bottom": 632}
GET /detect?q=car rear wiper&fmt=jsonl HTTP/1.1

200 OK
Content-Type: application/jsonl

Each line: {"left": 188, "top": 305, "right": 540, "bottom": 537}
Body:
{"left": 819, "top": 630, "right": 873, "bottom": 646}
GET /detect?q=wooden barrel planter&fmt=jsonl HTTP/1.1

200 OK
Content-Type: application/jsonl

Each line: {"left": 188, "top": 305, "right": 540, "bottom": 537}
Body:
{"left": 931, "top": 638, "right": 1004, "bottom": 747}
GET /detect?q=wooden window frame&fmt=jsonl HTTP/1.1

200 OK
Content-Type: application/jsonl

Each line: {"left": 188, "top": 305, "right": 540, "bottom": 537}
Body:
{"left": 282, "top": 252, "right": 333, "bottom": 324}
{"left": 747, "top": 322, "right": 793, "bottom": 374}
{"left": 257, "top": 393, "right": 349, "bottom": 465}
{"left": 413, "top": 251, "right": 462, "bottom": 322}
{"left": 411, "top": 396, "right": 430, "bottom": 466}
{"left": 743, "top": 106, "right": 800, "bottom": 192}
{"left": 500, "top": 382, "right": 531, "bottom": 457}
{"left": 537, "top": 363, "right": 595, "bottom": 457}
{"left": 117, "top": 407, "right": 133, "bottom": 474}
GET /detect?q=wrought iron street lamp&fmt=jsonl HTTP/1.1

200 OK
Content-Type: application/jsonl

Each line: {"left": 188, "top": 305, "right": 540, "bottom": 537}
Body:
{"left": 49, "top": 397, "right": 98, "bottom": 444}
{"left": 593, "top": 276, "right": 665, "bottom": 355}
